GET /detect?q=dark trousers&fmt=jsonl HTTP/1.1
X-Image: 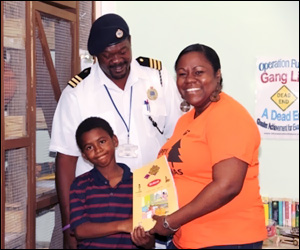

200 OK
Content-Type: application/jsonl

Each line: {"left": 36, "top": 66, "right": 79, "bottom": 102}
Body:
{"left": 168, "top": 241, "right": 263, "bottom": 249}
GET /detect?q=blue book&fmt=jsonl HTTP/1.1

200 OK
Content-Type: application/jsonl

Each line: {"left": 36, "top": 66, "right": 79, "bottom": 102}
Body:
{"left": 278, "top": 200, "right": 283, "bottom": 226}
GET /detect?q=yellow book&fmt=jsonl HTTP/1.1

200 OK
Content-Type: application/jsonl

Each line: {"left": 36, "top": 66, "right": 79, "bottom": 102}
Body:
{"left": 133, "top": 155, "right": 178, "bottom": 231}
{"left": 262, "top": 197, "right": 269, "bottom": 226}
{"left": 263, "top": 203, "right": 269, "bottom": 226}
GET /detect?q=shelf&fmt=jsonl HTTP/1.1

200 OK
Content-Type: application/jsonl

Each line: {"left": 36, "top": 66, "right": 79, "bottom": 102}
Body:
{"left": 263, "top": 238, "right": 299, "bottom": 249}
{"left": 36, "top": 190, "right": 58, "bottom": 213}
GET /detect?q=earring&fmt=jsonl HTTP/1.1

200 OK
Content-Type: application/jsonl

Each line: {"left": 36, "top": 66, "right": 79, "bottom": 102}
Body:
{"left": 180, "top": 100, "right": 191, "bottom": 112}
{"left": 210, "top": 86, "right": 221, "bottom": 102}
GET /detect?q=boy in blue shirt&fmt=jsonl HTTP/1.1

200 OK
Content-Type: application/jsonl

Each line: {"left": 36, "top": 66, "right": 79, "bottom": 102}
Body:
{"left": 70, "top": 117, "right": 154, "bottom": 249}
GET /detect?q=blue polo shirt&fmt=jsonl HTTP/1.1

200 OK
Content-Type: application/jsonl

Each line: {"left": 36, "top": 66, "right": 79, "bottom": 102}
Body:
{"left": 70, "top": 163, "right": 136, "bottom": 249}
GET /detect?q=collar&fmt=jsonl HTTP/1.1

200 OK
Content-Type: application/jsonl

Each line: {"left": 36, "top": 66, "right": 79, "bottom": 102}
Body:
{"left": 91, "top": 163, "right": 132, "bottom": 185}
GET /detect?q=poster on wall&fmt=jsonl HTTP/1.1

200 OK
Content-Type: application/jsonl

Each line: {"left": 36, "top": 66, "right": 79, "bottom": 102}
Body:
{"left": 255, "top": 57, "right": 299, "bottom": 139}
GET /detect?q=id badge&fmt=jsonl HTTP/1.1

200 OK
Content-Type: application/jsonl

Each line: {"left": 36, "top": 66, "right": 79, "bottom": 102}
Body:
{"left": 118, "top": 143, "right": 138, "bottom": 158}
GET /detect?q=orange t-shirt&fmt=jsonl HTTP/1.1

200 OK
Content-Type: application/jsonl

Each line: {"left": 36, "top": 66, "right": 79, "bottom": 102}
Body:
{"left": 158, "top": 92, "right": 267, "bottom": 249}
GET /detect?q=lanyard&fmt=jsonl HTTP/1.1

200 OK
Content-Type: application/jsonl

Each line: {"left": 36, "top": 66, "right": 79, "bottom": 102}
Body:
{"left": 104, "top": 85, "right": 133, "bottom": 143}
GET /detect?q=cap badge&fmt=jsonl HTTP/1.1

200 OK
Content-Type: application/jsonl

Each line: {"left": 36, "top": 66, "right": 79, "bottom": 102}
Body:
{"left": 116, "top": 29, "right": 124, "bottom": 38}
{"left": 147, "top": 87, "right": 158, "bottom": 100}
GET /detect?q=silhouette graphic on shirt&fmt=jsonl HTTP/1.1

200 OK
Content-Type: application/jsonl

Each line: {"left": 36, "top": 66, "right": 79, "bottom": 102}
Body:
{"left": 167, "top": 140, "right": 183, "bottom": 175}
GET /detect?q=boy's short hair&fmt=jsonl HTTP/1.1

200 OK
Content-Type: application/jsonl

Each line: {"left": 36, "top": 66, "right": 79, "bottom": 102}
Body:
{"left": 76, "top": 117, "right": 114, "bottom": 151}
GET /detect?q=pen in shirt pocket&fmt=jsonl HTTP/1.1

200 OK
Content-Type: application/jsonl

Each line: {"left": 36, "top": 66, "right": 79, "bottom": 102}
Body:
{"left": 144, "top": 99, "right": 151, "bottom": 113}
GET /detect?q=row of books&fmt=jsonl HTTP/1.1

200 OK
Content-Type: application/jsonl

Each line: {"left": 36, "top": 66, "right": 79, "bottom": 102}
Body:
{"left": 262, "top": 197, "right": 299, "bottom": 228}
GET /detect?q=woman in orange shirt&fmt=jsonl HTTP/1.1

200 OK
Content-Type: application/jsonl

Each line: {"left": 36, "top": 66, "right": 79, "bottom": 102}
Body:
{"left": 149, "top": 44, "right": 267, "bottom": 249}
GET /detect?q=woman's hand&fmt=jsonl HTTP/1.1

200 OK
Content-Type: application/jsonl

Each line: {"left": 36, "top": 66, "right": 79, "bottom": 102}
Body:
{"left": 148, "top": 215, "right": 177, "bottom": 237}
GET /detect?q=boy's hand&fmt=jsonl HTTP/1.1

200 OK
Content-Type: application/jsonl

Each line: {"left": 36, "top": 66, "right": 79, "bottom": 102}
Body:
{"left": 131, "top": 226, "right": 155, "bottom": 249}
{"left": 119, "top": 218, "right": 133, "bottom": 233}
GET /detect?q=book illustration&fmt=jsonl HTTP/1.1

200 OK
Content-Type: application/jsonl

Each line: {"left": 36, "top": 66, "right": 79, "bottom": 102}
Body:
{"left": 133, "top": 155, "right": 178, "bottom": 231}
{"left": 142, "top": 189, "right": 169, "bottom": 220}
{"left": 144, "top": 165, "right": 160, "bottom": 179}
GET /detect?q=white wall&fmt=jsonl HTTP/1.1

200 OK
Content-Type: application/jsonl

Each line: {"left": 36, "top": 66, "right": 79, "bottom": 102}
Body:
{"left": 100, "top": 1, "right": 299, "bottom": 199}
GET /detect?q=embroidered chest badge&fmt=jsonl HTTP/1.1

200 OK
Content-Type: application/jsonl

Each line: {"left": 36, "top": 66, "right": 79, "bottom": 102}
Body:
{"left": 147, "top": 86, "right": 158, "bottom": 100}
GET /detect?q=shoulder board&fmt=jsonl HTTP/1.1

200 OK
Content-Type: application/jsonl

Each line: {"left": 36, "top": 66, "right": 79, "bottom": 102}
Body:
{"left": 136, "top": 56, "right": 162, "bottom": 71}
{"left": 68, "top": 67, "right": 91, "bottom": 88}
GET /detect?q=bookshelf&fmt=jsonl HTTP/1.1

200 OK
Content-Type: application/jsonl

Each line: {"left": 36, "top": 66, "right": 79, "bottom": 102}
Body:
{"left": 262, "top": 196, "right": 299, "bottom": 250}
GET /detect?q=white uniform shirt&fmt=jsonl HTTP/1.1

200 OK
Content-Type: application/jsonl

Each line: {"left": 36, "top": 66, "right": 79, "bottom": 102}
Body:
{"left": 49, "top": 59, "right": 182, "bottom": 177}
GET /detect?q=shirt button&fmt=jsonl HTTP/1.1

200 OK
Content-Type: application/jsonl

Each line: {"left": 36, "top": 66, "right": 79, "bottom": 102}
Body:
{"left": 110, "top": 193, "right": 113, "bottom": 196}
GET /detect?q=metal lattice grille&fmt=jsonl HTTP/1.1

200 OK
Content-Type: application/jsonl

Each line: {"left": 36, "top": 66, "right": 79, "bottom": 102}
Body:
{"left": 79, "top": 1, "right": 93, "bottom": 51}
{"left": 3, "top": 1, "right": 27, "bottom": 248}
{"left": 5, "top": 148, "right": 28, "bottom": 249}
{"left": 35, "top": 11, "right": 73, "bottom": 249}
{"left": 79, "top": 1, "right": 94, "bottom": 70}
{"left": 3, "top": 0, "right": 27, "bottom": 139}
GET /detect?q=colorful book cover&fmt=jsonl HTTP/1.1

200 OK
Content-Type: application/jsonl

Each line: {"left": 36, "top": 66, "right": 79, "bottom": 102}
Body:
{"left": 133, "top": 155, "right": 179, "bottom": 231}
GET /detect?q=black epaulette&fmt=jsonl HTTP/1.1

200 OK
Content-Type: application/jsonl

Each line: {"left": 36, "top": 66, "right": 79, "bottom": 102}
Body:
{"left": 136, "top": 56, "right": 162, "bottom": 71}
{"left": 68, "top": 67, "right": 91, "bottom": 88}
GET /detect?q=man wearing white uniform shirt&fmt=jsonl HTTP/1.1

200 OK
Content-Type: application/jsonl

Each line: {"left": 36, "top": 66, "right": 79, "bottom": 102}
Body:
{"left": 49, "top": 13, "right": 182, "bottom": 249}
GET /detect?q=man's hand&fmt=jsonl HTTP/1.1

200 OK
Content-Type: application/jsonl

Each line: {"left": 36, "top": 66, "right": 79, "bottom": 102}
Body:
{"left": 55, "top": 153, "right": 77, "bottom": 248}
{"left": 63, "top": 229, "right": 77, "bottom": 249}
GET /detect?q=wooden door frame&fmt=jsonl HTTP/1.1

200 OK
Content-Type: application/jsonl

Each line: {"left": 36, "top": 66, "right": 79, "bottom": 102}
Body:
{"left": 29, "top": 2, "right": 78, "bottom": 248}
